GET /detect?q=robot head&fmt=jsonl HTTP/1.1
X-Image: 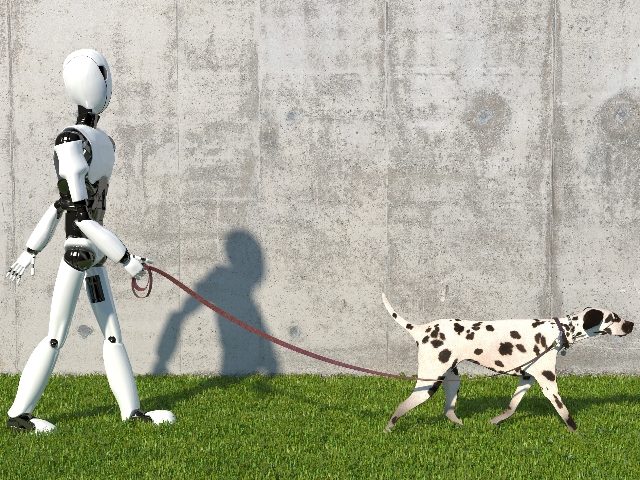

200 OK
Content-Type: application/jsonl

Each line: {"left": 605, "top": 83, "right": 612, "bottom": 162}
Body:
{"left": 62, "top": 49, "right": 112, "bottom": 114}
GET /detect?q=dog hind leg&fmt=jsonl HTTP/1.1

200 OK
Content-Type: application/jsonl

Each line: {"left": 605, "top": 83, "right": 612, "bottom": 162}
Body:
{"left": 443, "top": 367, "right": 463, "bottom": 425}
{"left": 490, "top": 374, "right": 536, "bottom": 425}
{"left": 384, "top": 377, "right": 443, "bottom": 432}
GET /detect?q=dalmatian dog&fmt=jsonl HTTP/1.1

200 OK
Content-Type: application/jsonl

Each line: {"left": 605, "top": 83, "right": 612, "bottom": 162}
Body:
{"left": 381, "top": 294, "right": 633, "bottom": 432}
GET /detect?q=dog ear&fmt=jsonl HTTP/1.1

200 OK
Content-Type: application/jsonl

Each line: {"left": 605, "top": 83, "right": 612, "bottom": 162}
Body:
{"left": 583, "top": 309, "right": 604, "bottom": 330}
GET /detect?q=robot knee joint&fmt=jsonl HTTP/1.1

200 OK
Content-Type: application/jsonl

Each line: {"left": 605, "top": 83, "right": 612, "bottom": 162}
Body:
{"left": 50, "top": 338, "right": 60, "bottom": 349}
{"left": 107, "top": 336, "right": 120, "bottom": 344}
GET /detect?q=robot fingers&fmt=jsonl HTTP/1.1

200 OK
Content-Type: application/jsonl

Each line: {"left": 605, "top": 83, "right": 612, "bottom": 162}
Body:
{"left": 132, "top": 254, "right": 153, "bottom": 265}
{"left": 6, "top": 251, "right": 36, "bottom": 285}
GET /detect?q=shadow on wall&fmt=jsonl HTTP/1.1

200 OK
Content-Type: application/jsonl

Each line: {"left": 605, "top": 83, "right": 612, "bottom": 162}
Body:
{"left": 152, "top": 230, "right": 279, "bottom": 375}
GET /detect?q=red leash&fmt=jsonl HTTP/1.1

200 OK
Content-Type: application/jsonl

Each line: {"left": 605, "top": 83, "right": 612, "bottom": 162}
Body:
{"left": 132, "top": 265, "right": 553, "bottom": 383}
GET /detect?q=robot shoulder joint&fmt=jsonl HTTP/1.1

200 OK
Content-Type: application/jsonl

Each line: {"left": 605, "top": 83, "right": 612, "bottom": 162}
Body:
{"left": 55, "top": 130, "right": 84, "bottom": 145}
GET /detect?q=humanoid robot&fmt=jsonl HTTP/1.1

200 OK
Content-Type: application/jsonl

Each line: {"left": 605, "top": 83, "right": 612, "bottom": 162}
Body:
{"left": 5, "top": 49, "right": 175, "bottom": 432}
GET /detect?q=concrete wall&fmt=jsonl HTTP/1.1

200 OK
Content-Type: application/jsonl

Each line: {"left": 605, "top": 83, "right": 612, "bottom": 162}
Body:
{"left": 1, "top": 0, "right": 638, "bottom": 376}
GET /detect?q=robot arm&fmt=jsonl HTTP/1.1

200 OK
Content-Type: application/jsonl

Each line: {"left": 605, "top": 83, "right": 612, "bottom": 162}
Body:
{"left": 55, "top": 135, "right": 145, "bottom": 278}
{"left": 26, "top": 203, "right": 64, "bottom": 254}
{"left": 6, "top": 201, "right": 64, "bottom": 284}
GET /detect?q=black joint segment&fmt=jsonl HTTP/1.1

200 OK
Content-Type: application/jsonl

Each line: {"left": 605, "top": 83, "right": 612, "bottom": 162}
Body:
{"left": 129, "top": 409, "right": 152, "bottom": 422}
{"left": 108, "top": 336, "right": 116, "bottom": 343}
{"left": 119, "top": 250, "right": 131, "bottom": 265}
{"left": 7, "top": 413, "right": 35, "bottom": 431}
{"left": 392, "top": 312, "right": 397, "bottom": 318}
{"left": 64, "top": 248, "right": 95, "bottom": 271}
{"left": 55, "top": 130, "right": 83, "bottom": 145}
{"left": 72, "top": 201, "right": 91, "bottom": 221}
{"left": 26, "top": 248, "right": 38, "bottom": 255}
{"left": 50, "top": 339, "right": 58, "bottom": 348}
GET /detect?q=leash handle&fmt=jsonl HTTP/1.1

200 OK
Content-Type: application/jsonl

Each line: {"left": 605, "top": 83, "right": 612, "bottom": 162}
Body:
{"left": 131, "top": 264, "right": 153, "bottom": 298}
{"left": 133, "top": 265, "right": 557, "bottom": 383}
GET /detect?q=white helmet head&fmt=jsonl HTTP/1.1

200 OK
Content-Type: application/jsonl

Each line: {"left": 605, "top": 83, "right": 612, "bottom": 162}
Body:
{"left": 62, "top": 49, "right": 112, "bottom": 114}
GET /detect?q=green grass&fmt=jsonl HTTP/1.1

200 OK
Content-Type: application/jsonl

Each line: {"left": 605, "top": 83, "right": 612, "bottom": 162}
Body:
{"left": 0, "top": 374, "right": 638, "bottom": 479}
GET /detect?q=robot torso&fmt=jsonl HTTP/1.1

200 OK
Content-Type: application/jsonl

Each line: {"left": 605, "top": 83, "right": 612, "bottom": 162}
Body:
{"left": 53, "top": 124, "right": 115, "bottom": 239}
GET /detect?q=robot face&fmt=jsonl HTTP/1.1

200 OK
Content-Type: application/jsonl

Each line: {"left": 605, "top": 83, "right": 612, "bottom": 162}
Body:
{"left": 62, "top": 49, "right": 112, "bottom": 114}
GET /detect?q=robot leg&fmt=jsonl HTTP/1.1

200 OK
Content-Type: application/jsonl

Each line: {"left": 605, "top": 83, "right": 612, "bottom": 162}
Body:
{"left": 86, "top": 266, "right": 175, "bottom": 424}
{"left": 7, "top": 259, "right": 85, "bottom": 430}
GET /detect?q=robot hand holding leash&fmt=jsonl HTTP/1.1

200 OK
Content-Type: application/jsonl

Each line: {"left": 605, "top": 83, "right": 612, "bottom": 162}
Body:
{"left": 5, "top": 49, "right": 175, "bottom": 433}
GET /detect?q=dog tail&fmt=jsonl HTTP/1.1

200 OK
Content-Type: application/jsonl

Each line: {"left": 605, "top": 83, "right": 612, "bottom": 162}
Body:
{"left": 382, "top": 293, "right": 417, "bottom": 336}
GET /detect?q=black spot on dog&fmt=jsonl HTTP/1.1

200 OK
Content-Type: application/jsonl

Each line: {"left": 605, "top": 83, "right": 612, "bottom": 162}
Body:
{"left": 534, "top": 333, "right": 542, "bottom": 344}
{"left": 426, "top": 327, "right": 432, "bottom": 333}
{"left": 532, "top": 319, "right": 544, "bottom": 327}
{"left": 406, "top": 324, "right": 413, "bottom": 330}
{"left": 422, "top": 336, "right": 429, "bottom": 344}
{"left": 540, "top": 336, "right": 547, "bottom": 348}
{"left": 533, "top": 345, "right": 540, "bottom": 355}
{"left": 514, "top": 367, "right": 521, "bottom": 373}
{"left": 431, "top": 340, "right": 444, "bottom": 348}
{"left": 510, "top": 331, "right": 521, "bottom": 339}
{"left": 499, "top": 342, "right": 514, "bottom": 355}
{"left": 553, "top": 394, "right": 564, "bottom": 409}
{"left": 416, "top": 341, "right": 419, "bottom": 346}
{"left": 454, "top": 323, "right": 464, "bottom": 334}
{"left": 612, "top": 313, "right": 621, "bottom": 323}
{"left": 516, "top": 344, "right": 526, "bottom": 353}
{"left": 495, "top": 360, "right": 504, "bottom": 367}
{"left": 439, "top": 333, "right": 446, "bottom": 340}
{"left": 472, "top": 323, "right": 481, "bottom": 331}
{"left": 567, "top": 416, "right": 577, "bottom": 430}
{"left": 466, "top": 332, "right": 475, "bottom": 340}
{"left": 542, "top": 370, "right": 556, "bottom": 381}
{"left": 486, "top": 325, "right": 495, "bottom": 331}
{"left": 474, "top": 348, "right": 483, "bottom": 355}
{"left": 603, "top": 327, "right": 612, "bottom": 335}
{"left": 583, "top": 309, "right": 604, "bottom": 330}
{"left": 431, "top": 329, "right": 440, "bottom": 338}
{"left": 439, "top": 349, "right": 452, "bottom": 363}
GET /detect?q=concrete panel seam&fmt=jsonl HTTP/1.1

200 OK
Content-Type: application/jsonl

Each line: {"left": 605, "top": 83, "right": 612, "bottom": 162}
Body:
{"left": 547, "top": 0, "right": 558, "bottom": 316}
{"left": 383, "top": 0, "right": 390, "bottom": 367}
{"left": 175, "top": 0, "right": 182, "bottom": 374}
{"left": 5, "top": 0, "right": 17, "bottom": 370}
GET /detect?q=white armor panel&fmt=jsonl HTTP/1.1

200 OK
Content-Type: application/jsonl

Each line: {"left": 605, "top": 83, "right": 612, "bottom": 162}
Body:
{"left": 70, "top": 124, "right": 115, "bottom": 182}
{"left": 63, "top": 49, "right": 112, "bottom": 114}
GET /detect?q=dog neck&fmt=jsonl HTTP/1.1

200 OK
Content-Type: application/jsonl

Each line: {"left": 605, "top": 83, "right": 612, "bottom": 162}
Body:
{"left": 560, "top": 315, "right": 589, "bottom": 345}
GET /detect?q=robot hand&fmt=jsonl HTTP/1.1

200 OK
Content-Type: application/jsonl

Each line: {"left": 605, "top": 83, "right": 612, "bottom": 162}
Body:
{"left": 123, "top": 254, "right": 153, "bottom": 280}
{"left": 6, "top": 250, "right": 36, "bottom": 286}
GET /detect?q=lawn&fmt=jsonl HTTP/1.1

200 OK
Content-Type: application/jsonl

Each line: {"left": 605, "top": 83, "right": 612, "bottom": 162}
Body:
{"left": 0, "top": 374, "right": 638, "bottom": 479}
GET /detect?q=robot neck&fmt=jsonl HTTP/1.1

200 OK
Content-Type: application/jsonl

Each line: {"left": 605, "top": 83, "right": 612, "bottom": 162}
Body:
{"left": 76, "top": 106, "right": 100, "bottom": 128}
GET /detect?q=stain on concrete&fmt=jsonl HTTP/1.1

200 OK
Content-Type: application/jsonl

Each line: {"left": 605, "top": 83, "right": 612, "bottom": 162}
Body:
{"left": 597, "top": 90, "right": 640, "bottom": 148}
{"left": 77, "top": 325, "right": 94, "bottom": 339}
{"left": 463, "top": 91, "right": 511, "bottom": 153}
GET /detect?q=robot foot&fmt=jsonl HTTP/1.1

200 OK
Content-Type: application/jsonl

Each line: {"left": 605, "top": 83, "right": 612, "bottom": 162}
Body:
{"left": 7, "top": 413, "right": 55, "bottom": 433}
{"left": 128, "top": 409, "right": 176, "bottom": 425}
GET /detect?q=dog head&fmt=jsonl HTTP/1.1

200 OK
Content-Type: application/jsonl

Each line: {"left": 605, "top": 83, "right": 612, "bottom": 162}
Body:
{"left": 572, "top": 308, "right": 633, "bottom": 339}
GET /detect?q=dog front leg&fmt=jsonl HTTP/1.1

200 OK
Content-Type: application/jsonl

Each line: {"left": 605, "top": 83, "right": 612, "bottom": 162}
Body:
{"left": 534, "top": 371, "right": 577, "bottom": 432}
{"left": 490, "top": 374, "right": 536, "bottom": 425}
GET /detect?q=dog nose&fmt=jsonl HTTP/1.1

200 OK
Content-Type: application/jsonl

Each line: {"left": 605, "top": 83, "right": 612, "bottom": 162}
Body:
{"left": 622, "top": 322, "right": 634, "bottom": 334}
